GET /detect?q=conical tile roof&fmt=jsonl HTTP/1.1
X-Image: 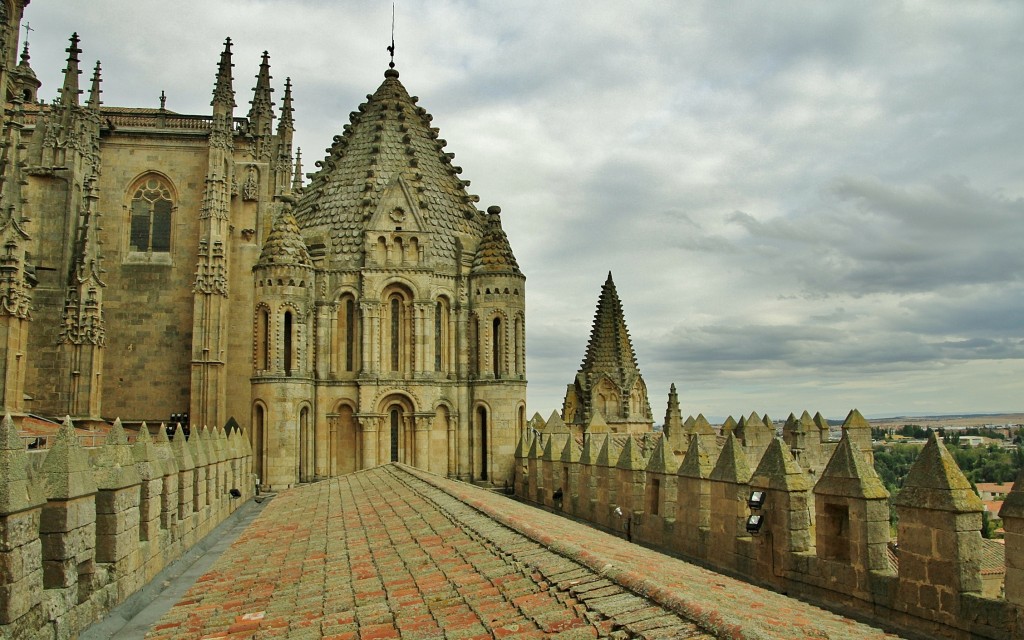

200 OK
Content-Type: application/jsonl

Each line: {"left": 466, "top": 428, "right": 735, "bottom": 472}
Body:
{"left": 579, "top": 272, "right": 641, "bottom": 385}
{"left": 293, "top": 68, "right": 484, "bottom": 266}
{"left": 258, "top": 210, "right": 313, "bottom": 267}
{"left": 471, "top": 206, "right": 521, "bottom": 276}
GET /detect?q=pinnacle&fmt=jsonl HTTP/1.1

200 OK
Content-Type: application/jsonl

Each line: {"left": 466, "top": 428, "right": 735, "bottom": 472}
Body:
{"left": 579, "top": 272, "right": 642, "bottom": 386}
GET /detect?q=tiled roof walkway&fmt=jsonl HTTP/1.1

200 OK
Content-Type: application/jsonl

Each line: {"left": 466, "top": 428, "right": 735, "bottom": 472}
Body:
{"left": 146, "top": 465, "right": 904, "bottom": 639}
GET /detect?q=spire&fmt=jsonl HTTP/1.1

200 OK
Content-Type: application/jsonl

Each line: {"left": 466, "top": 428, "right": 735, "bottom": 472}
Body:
{"left": 291, "top": 147, "right": 303, "bottom": 192}
{"left": 86, "top": 61, "right": 102, "bottom": 110}
{"left": 580, "top": 273, "right": 642, "bottom": 381}
{"left": 247, "top": 50, "right": 274, "bottom": 135}
{"left": 211, "top": 37, "right": 235, "bottom": 115}
{"left": 471, "top": 206, "right": 522, "bottom": 276}
{"left": 60, "top": 33, "right": 83, "bottom": 108}
{"left": 663, "top": 383, "right": 682, "bottom": 436}
{"left": 277, "top": 76, "right": 294, "bottom": 134}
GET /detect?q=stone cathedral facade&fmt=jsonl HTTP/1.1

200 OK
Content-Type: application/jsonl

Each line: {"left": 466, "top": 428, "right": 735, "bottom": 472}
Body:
{"left": 0, "top": 1, "right": 527, "bottom": 489}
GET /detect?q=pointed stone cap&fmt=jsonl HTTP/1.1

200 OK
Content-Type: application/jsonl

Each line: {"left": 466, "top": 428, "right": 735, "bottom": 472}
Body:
{"left": 782, "top": 413, "right": 802, "bottom": 438}
{"left": 238, "top": 428, "right": 254, "bottom": 457}
{"left": 750, "top": 438, "right": 810, "bottom": 492}
{"left": 616, "top": 436, "right": 646, "bottom": 471}
{"left": 678, "top": 433, "right": 713, "bottom": 479}
{"left": 41, "top": 416, "right": 98, "bottom": 500}
{"left": 813, "top": 412, "right": 831, "bottom": 434}
{"left": 527, "top": 433, "right": 543, "bottom": 459}
{"left": 171, "top": 425, "right": 195, "bottom": 471}
{"left": 471, "top": 206, "right": 522, "bottom": 276}
{"left": 720, "top": 416, "right": 737, "bottom": 436}
{"left": 155, "top": 423, "right": 178, "bottom": 476}
{"left": 514, "top": 429, "right": 532, "bottom": 458}
{"left": 586, "top": 410, "right": 610, "bottom": 434}
{"left": 560, "top": 435, "right": 581, "bottom": 463}
{"left": 258, "top": 210, "right": 313, "bottom": 267}
{"left": 814, "top": 431, "right": 889, "bottom": 499}
{"left": 646, "top": 434, "right": 678, "bottom": 475}
{"left": 682, "top": 415, "right": 696, "bottom": 433}
{"left": 710, "top": 433, "right": 751, "bottom": 483}
{"left": 0, "top": 413, "right": 40, "bottom": 513}
{"left": 762, "top": 414, "right": 774, "bottom": 430}
{"left": 210, "top": 426, "right": 226, "bottom": 463}
{"left": 999, "top": 469, "right": 1024, "bottom": 520}
{"left": 545, "top": 410, "right": 570, "bottom": 434}
{"left": 692, "top": 414, "right": 715, "bottom": 436}
{"left": 217, "top": 427, "right": 230, "bottom": 460}
{"left": 189, "top": 426, "right": 210, "bottom": 468}
{"left": 94, "top": 418, "right": 141, "bottom": 490}
{"left": 528, "top": 412, "right": 546, "bottom": 431}
{"left": 133, "top": 422, "right": 160, "bottom": 481}
{"left": 542, "top": 434, "right": 559, "bottom": 461}
{"left": 595, "top": 434, "right": 614, "bottom": 467}
{"left": 841, "top": 409, "right": 871, "bottom": 433}
{"left": 224, "top": 427, "right": 239, "bottom": 459}
{"left": 892, "top": 431, "right": 982, "bottom": 512}
{"left": 580, "top": 433, "right": 603, "bottom": 465}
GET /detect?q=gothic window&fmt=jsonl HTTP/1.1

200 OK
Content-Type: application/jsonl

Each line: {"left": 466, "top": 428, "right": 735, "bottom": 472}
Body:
{"left": 129, "top": 176, "right": 173, "bottom": 253}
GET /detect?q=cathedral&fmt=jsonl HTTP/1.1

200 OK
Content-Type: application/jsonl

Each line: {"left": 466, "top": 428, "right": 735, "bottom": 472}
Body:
{"left": 0, "top": 1, "right": 534, "bottom": 489}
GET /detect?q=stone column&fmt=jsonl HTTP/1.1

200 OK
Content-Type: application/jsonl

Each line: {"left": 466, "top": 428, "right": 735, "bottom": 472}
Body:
{"left": 676, "top": 435, "right": 712, "bottom": 560}
{"left": 170, "top": 425, "right": 196, "bottom": 544}
{"left": 360, "top": 416, "right": 378, "bottom": 469}
{"left": 414, "top": 415, "right": 430, "bottom": 472}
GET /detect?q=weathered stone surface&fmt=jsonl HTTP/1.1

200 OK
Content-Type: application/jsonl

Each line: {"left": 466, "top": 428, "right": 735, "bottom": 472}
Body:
{"left": 40, "top": 418, "right": 97, "bottom": 501}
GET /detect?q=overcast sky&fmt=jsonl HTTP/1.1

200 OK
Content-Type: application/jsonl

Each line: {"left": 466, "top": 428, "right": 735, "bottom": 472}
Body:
{"left": 22, "top": 1, "right": 1024, "bottom": 421}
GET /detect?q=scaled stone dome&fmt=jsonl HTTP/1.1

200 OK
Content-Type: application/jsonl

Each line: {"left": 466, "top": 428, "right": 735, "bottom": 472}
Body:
{"left": 292, "top": 68, "right": 485, "bottom": 267}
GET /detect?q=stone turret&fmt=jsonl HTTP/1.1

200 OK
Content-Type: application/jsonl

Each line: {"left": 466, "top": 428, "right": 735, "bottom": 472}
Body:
{"left": 247, "top": 51, "right": 274, "bottom": 137}
{"left": 563, "top": 273, "right": 652, "bottom": 434}
{"left": 662, "top": 383, "right": 685, "bottom": 454}
{"left": 252, "top": 209, "right": 315, "bottom": 489}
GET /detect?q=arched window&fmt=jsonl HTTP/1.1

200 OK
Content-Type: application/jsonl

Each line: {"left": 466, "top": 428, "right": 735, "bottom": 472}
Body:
{"left": 253, "top": 403, "right": 265, "bottom": 484}
{"left": 492, "top": 316, "right": 503, "bottom": 379}
{"left": 283, "top": 310, "right": 293, "bottom": 376}
{"left": 383, "top": 287, "right": 412, "bottom": 374}
{"left": 129, "top": 176, "right": 173, "bottom": 253}
{"left": 514, "top": 315, "right": 523, "bottom": 377}
{"left": 435, "top": 298, "right": 450, "bottom": 372}
{"left": 255, "top": 307, "right": 270, "bottom": 371}
{"left": 390, "top": 406, "right": 402, "bottom": 462}
{"left": 338, "top": 295, "right": 359, "bottom": 373}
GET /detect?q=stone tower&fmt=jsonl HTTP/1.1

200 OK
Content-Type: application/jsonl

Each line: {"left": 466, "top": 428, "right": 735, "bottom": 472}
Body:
{"left": 562, "top": 272, "right": 652, "bottom": 433}
{"left": 252, "top": 66, "right": 527, "bottom": 489}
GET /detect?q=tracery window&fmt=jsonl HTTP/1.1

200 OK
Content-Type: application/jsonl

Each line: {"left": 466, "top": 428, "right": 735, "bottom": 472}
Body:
{"left": 129, "top": 176, "right": 173, "bottom": 253}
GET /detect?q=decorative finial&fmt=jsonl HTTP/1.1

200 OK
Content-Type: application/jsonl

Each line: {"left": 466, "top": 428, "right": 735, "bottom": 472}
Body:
{"left": 159, "top": 90, "right": 167, "bottom": 110}
{"left": 387, "top": 3, "right": 396, "bottom": 69}
{"left": 22, "top": 22, "right": 33, "bottom": 48}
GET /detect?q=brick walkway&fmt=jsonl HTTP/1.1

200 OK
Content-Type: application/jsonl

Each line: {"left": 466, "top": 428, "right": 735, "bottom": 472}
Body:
{"left": 146, "top": 465, "right": 903, "bottom": 639}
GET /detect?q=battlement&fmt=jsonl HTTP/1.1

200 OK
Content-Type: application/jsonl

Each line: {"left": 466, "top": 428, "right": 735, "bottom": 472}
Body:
{"left": 0, "top": 415, "right": 255, "bottom": 639}
{"left": 516, "top": 410, "right": 1024, "bottom": 639}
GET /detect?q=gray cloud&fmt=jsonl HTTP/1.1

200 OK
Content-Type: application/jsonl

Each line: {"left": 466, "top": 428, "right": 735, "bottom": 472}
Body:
{"left": 24, "top": 1, "right": 1024, "bottom": 418}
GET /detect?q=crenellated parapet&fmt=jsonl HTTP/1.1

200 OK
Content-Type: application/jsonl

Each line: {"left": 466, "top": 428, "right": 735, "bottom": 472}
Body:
{"left": 515, "top": 408, "right": 1023, "bottom": 639}
{"left": 0, "top": 414, "right": 254, "bottom": 639}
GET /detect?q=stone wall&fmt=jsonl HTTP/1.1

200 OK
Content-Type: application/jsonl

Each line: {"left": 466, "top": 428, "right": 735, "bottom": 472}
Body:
{"left": 515, "top": 409, "right": 1024, "bottom": 640}
{"left": 0, "top": 415, "right": 254, "bottom": 640}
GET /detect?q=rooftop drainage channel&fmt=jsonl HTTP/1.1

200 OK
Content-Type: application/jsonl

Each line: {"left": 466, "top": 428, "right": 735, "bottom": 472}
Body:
{"left": 81, "top": 495, "right": 274, "bottom": 639}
